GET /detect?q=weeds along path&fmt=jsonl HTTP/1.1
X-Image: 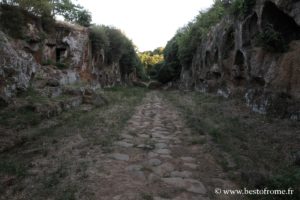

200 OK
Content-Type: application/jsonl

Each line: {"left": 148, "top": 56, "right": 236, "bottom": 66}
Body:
{"left": 90, "top": 91, "right": 236, "bottom": 200}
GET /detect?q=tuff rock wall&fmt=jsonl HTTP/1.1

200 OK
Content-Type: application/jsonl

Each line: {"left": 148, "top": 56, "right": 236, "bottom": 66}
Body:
{"left": 180, "top": 0, "right": 300, "bottom": 119}
{"left": 0, "top": 6, "right": 130, "bottom": 105}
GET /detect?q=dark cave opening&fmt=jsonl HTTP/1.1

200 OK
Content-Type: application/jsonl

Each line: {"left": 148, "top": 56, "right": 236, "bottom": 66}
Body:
{"left": 214, "top": 48, "right": 219, "bottom": 63}
{"left": 205, "top": 51, "right": 212, "bottom": 67}
{"left": 234, "top": 50, "right": 245, "bottom": 71}
{"left": 251, "top": 77, "right": 266, "bottom": 87}
{"left": 262, "top": 1, "right": 300, "bottom": 43}
{"left": 56, "top": 48, "right": 66, "bottom": 63}
{"left": 232, "top": 50, "right": 246, "bottom": 86}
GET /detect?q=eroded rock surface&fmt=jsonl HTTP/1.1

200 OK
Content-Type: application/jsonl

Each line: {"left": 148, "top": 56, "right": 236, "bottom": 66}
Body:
{"left": 180, "top": 0, "right": 300, "bottom": 119}
{"left": 0, "top": 31, "right": 38, "bottom": 104}
{"left": 0, "top": 10, "right": 135, "bottom": 104}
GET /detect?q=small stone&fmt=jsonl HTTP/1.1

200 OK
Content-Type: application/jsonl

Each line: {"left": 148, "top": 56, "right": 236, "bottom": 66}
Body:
{"left": 148, "top": 152, "right": 159, "bottom": 158}
{"left": 160, "top": 155, "right": 173, "bottom": 159}
{"left": 156, "top": 149, "right": 171, "bottom": 155}
{"left": 162, "top": 177, "right": 186, "bottom": 188}
{"left": 173, "top": 140, "right": 182, "bottom": 144}
{"left": 153, "top": 162, "right": 175, "bottom": 177}
{"left": 139, "top": 134, "right": 150, "bottom": 138}
{"left": 170, "top": 171, "right": 193, "bottom": 178}
{"left": 110, "top": 153, "right": 129, "bottom": 161}
{"left": 148, "top": 158, "right": 162, "bottom": 166}
{"left": 152, "top": 133, "right": 171, "bottom": 140}
{"left": 180, "top": 157, "right": 195, "bottom": 162}
{"left": 115, "top": 141, "right": 133, "bottom": 148}
{"left": 186, "top": 179, "right": 207, "bottom": 194}
{"left": 183, "top": 163, "right": 198, "bottom": 169}
{"left": 126, "top": 165, "right": 145, "bottom": 179}
{"left": 137, "top": 144, "right": 154, "bottom": 150}
{"left": 121, "top": 133, "right": 133, "bottom": 139}
{"left": 126, "top": 165, "right": 143, "bottom": 171}
{"left": 113, "top": 195, "right": 122, "bottom": 200}
{"left": 148, "top": 173, "right": 161, "bottom": 183}
{"left": 155, "top": 143, "right": 167, "bottom": 149}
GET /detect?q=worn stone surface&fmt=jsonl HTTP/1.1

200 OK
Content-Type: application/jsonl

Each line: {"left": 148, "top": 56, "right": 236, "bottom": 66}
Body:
{"left": 170, "top": 171, "right": 193, "bottom": 178}
{"left": 180, "top": 0, "right": 300, "bottom": 119}
{"left": 0, "top": 13, "right": 136, "bottom": 104}
{"left": 115, "top": 141, "right": 134, "bottom": 148}
{"left": 109, "top": 153, "right": 130, "bottom": 161}
{"left": 148, "top": 158, "right": 162, "bottom": 166}
{"left": 155, "top": 149, "right": 171, "bottom": 155}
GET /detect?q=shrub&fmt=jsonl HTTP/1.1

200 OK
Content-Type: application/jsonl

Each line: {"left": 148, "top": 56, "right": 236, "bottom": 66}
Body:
{"left": 89, "top": 25, "right": 110, "bottom": 56}
{"left": 89, "top": 25, "right": 144, "bottom": 79}
{"left": 56, "top": 62, "right": 68, "bottom": 69}
{"left": 42, "top": 59, "right": 55, "bottom": 66}
{"left": 159, "top": 0, "right": 226, "bottom": 82}
{"left": 41, "top": 13, "right": 56, "bottom": 33}
{"left": 261, "top": 168, "right": 300, "bottom": 200}
{"left": 256, "top": 24, "right": 287, "bottom": 52}
{"left": 156, "top": 62, "right": 181, "bottom": 84}
{"left": 230, "top": 0, "right": 256, "bottom": 17}
{"left": 138, "top": 48, "right": 164, "bottom": 76}
{"left": 0, "top": 4, "right": 25, "bottom": 38}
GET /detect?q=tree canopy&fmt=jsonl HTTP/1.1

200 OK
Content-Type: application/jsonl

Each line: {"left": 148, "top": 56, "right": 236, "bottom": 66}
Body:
{"left": 0, "top": 0, "right": 92, "bottom": 26}
{"left": 138, "top": 48, "right": 164, "bottom": 74}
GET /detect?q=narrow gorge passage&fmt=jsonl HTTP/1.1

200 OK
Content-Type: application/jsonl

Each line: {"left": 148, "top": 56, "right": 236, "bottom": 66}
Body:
{"left": 91, "top": 91, "right": 235, "bottom": 200}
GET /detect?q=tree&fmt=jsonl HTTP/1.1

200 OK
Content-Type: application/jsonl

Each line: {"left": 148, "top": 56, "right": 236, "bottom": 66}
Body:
{"left": 53, "top": 0, "right": 92, "bottom": 26}
{"left": 0, "top": 0, "right": 92, "bottom": 26}
{"left": 15, "top": 0, "right": 53, "bottom": 16}
{"left": 75, "top": 9, "right": 91, "bottom": 27}
{"left": 138, "top": 49, "right": 164, "bottom": 76}
{"left": 89, "top": 25, "right": 145, "bottom": 79}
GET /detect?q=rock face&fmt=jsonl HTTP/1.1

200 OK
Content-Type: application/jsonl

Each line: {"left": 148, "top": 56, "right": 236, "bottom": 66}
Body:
{"left": 0, "top": 7, "right": 134, "bottom": 104}
{"left": 0, "top": 31, "right": 39, "bottom": 105}
{"left": 180, "top": 0, "right": 300, "bottom": 119}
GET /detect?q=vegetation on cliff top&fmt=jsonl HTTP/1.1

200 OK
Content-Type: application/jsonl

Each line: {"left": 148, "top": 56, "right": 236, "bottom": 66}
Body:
{"left": 90, "top": 25, "right": 147, "bottom": 81}
{"left": 152, "top": 0, "right": 258, "bottom": 84}
{"left": 0, "top": 0, "right": 147, "bottom": 81}
{"left": 0, "top": 0, "right": 92, "bottom": 27}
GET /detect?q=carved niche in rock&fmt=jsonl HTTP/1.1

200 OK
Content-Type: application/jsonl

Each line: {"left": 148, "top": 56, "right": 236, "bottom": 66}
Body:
{"left": 232, "top": 50, "right": 247, "bottom": 86}
{"left": 242, "top": 13, "right": 258, "bottom": 47}
{"left": 262, "top": 1, "right": 300, "bottom": 44}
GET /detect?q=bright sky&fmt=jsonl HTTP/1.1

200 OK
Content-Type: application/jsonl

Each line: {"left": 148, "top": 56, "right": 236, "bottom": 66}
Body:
{"left": 77, "top": 0, "right": 214, "bottom": 51}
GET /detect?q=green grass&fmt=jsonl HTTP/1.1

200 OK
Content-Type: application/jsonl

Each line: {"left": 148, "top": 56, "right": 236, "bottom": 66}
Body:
{"left": 256, "top": 168, "right": 300, "bottom": 200}
{"left": 188, "top": 136, "right": 206, "bottom": 145}
{"left": 163, "top": 91, "right": 300, "bottom": 199}
{"left": 0, "top": 160, "right": 27, "bottom": 177}
{"left": 0, "top": 87, "right": 49, "bottom": 129}
{"left": 0, "top": 105, "right": 42, "bottom": 129}
{"left": 141, "top": 192, "right": 154, "bottom": 200}
{"left": 0, "top": 86, "right": 148, "bottom": 200}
